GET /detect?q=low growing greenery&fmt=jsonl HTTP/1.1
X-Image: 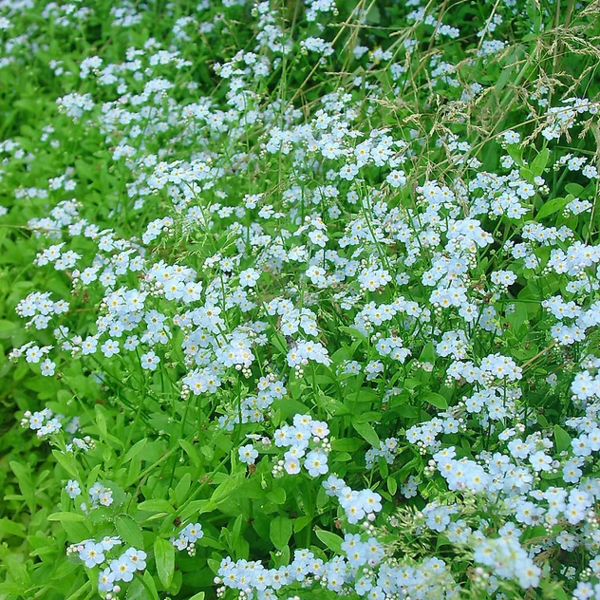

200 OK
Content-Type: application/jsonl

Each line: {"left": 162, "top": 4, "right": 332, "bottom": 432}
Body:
{"left": 1, "top": 0, "right": 600, "bottom": 599}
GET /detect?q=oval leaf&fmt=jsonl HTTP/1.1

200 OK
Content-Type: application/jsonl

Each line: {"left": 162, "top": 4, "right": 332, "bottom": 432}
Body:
{"left": 116, "top": 515, "right": 144, "bottom": 548}
{"left": 537, "top": 197, "right": 569, "bottom": 220}
{"left": 48, "top": 512, "right": 86, "bottom": 522}
{"left": 423, "top": 392, "right": 448, "bottom": 410}
{"left": 351, "top": 420, "right": 380, "bottom": 447}
{"left": 269, "top": 516, "right": 292, "bottom": 550}
{"left": 315, "top": 529, "right": 343, "bottom": 554}
{"left": 154, "top": 537, "right": 175, "bottom": 589}
{"left": 554, "top": 425, "right": 571, "bottom": 453}
{"left": 138, "top": 499, "right": 174, "bottom": 513}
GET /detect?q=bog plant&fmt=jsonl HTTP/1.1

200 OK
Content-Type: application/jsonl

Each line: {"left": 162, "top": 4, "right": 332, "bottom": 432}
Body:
{"left": 0, "top": 0, "right": 599, "bottom": 599}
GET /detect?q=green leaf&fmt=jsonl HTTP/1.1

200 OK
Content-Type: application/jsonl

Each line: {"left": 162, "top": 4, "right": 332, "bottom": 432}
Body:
{"left": 494, "top": 63, "right": 515, "bottom": 94}
{"left": 179, "top": 499, "right": 215, "bottom": 521}
{"left": 293, "top": 516, "right": 312, "bottom": 533}
{"left": 65, "top": 581, "right": 92, "bottom": 600}
{"left": 397, "top": 457, "right": 422, "bottom": 481}
{"left": 123, "top": 439, "right": 148, "bottom": 464}
{"left": 387, "top": 476, "right": 397, "bottom": 496}
{"left": 267, "top": 488, "right": 286, "bottom": 505}
{"left": 154, "top": 537, "right": 175, "bottom": 589}
{"left": 351, "top": 419, "right": 380, "bottom": 447}
{"left": 355, "top": 411, "right": 381, "bottom": 424}
{"left": 554, "top": 425, "right": 571, "bottom": 453}
{"left": 338, "top": 326, "right": 368, "bottom": 344}
{"left": 271, "top": 332, "right": 288, "bottom": 354}
{"left": 116, "top": 515, "right": 144, "bottom": 548}
{"left": 0, "top": 518, "right": 26, "bottom": 538}
{"left": 395, "top": 405, "right": 420, "bottom": 419}
{"left": 0, "top": 320, "right": 16, "bottom": 339}
{"left": 9, "top": 461, "right": 35, "bottom": 510}
{"left": 315, "top": 529, "right": 343, "bottom": 554}
{"left": 317, "top": 395, "right": 351, "bottom": 416}
{"left": 126, "top": 578, "right": 146, "bottom": 600}
{"left": 231, "top": 514, "right": 243, "bottom": 545}
{"left": 48, "top": 512, "right": 86, "bottom": 522}
{"left": 365, "top": 3, "right": 380, "bottom": 24}
{"left": 95, "top": 405, "right": 108, "bottom": 438}
{"left": 139, "top": 499, "right": 174, "bottom": 513}
{"left": 565, "top": 183, "right": 584, "bottom": 196}
{"left": 179, "top": 439, "right": 201, "bottom": 468}
{"left": 530, "top": 147, "right": 550, "bottom": 177}
{"left": 537, "top": 197, "right": 569, "bottom": 220}
{"left": 505, "top": 142, "right": 523, "bottom": 165}
{"left": 62, "top": 520, "right": 90, "bottom": 541}
{"left": 330, "top": 438, "right": 363, "bottom": 452}
{"left": 173, "top": 473, "right": 192, "bottom": 505}
{"left": 141, "top": 571, "right": 160, "bottom": 600}
{"left": 269, "top": 516, "right": 293, "bottom": 550}
{"left": 86, "top": 464, "right": 103, "bottom": 489}
{"left": 189, "top": 594, "right": 206, "bottom": 600}
{"left": 419, "top": 342, "right": 436, "bottom": 364}
{"left": 423, "top": 392, "right": 448, "bottom": 410}
{"left": 540, "top": 577, "right": 569, "bottom": 600}
{"left": 211, "top": 470, "right": 245, "bottom": 505}
{"left": 404, "top": 378, "right": 422, "bottom": 390}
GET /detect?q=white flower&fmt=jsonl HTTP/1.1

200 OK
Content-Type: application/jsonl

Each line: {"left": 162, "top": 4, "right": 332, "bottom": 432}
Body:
{"left": 80, "top": 542, "right": 105, "bottom": 568}
{"left": 140, "top": 350, "right": 160, "bottom": 371}
{"left": 238, "top": 444, "right": 258, "bottom": 465}
{"left": 125, "top": 548, "right": 147, "bottom": 571}
{"left": 65, "top": 479, "right": 81, "bottom": 499}
{"left": 110, "top": 555, "right": 135, "bottom": 582}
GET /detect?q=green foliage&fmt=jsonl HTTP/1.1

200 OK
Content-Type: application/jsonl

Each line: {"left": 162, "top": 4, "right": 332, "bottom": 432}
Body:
{"left": 0, "top": 0, "right": 599, "bottom": 599}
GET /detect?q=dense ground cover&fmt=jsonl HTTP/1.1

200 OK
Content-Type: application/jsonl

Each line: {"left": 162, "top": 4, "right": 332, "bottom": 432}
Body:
{"left": 1, "top": 0, "right": 600, "bottom": 598}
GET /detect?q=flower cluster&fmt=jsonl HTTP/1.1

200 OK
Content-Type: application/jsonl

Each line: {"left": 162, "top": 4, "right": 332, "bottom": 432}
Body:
{"left": 272, "top": 415, "right": 331, "bottom": 477}
{"left": 2, "top": 0, "right": 600, "bottom": 599}
{"left": 323, "top": 475, "right": 383, "bottom": 525}
{"left": 68, "top": 537, "right": 146, "bottom": 596}
{"left": 171, "top": 522, "right": 204, "bottom": 553}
